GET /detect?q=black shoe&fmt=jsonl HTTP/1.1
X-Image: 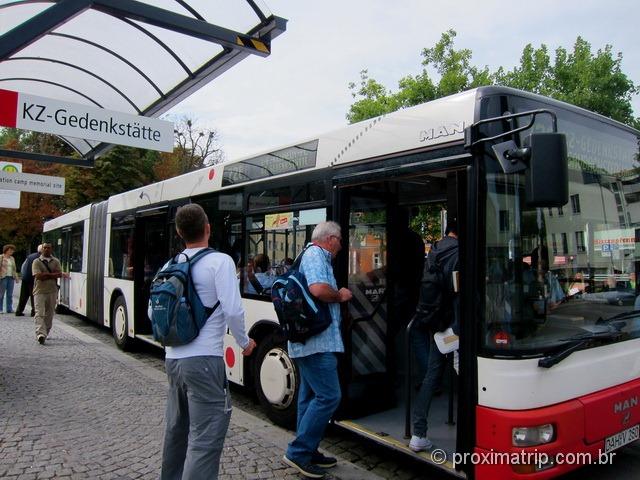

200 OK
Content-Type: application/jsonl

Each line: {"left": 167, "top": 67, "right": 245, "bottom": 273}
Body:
{"left": 283, "top": 455, "right": 326, "bottom": 478}
{"left": 37, "top": 335, "right": 45, "bottom": 345}
{"left": 311, "top": 452, "right": 337, "bottom": 468}
{"left": 15, "top": 312, "right": 24, "bottom": 317}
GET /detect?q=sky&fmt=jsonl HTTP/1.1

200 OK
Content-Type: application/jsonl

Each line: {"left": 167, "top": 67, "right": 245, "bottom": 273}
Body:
{"left": 169, "top": 0, "right": 640, "bottom": 162}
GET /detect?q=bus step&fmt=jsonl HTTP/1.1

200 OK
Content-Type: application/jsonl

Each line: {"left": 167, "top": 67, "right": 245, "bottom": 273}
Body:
{"left": 136, "top": 334, "right": 163, "bottom": 348}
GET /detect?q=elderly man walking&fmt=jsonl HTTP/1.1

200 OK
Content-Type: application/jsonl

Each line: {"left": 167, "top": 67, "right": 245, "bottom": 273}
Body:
{"left": 283, "top": 221, "right": 353, "bottom": 479}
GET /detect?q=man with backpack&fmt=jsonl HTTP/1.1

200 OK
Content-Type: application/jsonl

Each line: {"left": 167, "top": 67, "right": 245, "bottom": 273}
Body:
{"left": 282, "top": 221, "right": 352, "bottom": 479}
{"left": 159, "top": 204, "right": 256, "bottom": 480}
{"left": 409, "top": 221, "right": 459, "bottom": 452}
{"left": 16, "top": 244, "right": 42, "bottom": 317}
{"left": 32, "top": 243, "right": 68, "bottom": 345}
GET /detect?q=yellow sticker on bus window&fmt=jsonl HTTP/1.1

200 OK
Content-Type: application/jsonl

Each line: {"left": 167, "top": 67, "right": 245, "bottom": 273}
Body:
{"left": 265, "top": 212, "right": 293, "bottom": 230}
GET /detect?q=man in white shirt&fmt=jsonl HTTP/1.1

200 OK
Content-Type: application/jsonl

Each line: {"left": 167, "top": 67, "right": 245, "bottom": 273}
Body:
{"left": 160, "top": 204, "right": 256, "bottom": 480}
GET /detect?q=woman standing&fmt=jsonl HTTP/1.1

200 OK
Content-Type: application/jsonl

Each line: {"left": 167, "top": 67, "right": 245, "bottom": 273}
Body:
{"left": 0, "top": 244, "right": 19, "bottom": 313}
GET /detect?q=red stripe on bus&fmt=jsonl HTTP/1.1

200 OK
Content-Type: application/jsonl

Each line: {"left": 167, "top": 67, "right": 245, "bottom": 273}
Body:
{"left": 0, "top": 89, "right": 18, "bottom": 128}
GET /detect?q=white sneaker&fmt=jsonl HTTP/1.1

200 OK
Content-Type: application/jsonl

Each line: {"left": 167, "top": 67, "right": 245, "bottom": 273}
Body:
{"left": 409, "top": 435, "right": 433, "bottom": 452}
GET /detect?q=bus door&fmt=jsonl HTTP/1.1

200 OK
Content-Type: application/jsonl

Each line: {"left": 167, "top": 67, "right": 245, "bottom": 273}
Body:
{"left": 339, "top": 187, "right": 395, "bottom": 412}
{"left": 58, "top": 226, "right": 72, "bottom": 306}
{"left": 134, "top": 207, "right": 169, "bottom": 335}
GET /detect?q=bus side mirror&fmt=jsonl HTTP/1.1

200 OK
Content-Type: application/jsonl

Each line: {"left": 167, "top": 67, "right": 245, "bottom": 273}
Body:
{"left": 492, "top": 132, "right": 568, "bottom": 208}
{"left": 524, "top": 133, "right": 568, "bottom": 208}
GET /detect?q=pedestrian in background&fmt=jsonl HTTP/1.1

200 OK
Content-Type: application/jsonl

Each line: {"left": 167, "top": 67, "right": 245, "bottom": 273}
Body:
{"left": 283, "top": 221, "right": 352, "bottom": 479}
{"left": 159, "top": 204, "right": 256, "bottom": 480}
{"left": 32, "top": 243, "right": 67, "bottom": 345}
{"left": 16, "top": 244, "right": 42, "bottom": 317}
{"left": 0, "top": 244, "right": 19, "bottom": 313}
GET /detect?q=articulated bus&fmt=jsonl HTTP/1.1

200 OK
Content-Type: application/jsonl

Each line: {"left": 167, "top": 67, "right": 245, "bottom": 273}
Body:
{"left": 44, "top": 86, "right": 640, "bottom": 479}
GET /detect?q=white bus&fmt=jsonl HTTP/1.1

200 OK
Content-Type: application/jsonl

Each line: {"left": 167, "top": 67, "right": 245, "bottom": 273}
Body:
{"left": 44, "top": 86, "right": 640, "bottom": 479}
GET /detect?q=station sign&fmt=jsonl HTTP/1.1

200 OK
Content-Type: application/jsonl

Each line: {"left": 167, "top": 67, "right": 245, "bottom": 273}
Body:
{"left": 0, "top": 170, "right": 65, "bottom": 196}
{"left": 0, "top": 161, "right": 22, "bottom": 208}
{"left": 0, "top": 89, "right": 173, "bottom": 152}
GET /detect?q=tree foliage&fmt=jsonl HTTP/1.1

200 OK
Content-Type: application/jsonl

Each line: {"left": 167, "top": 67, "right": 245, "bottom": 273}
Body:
{"left": 348, "top": 30, "right": 639, "bottom": 128}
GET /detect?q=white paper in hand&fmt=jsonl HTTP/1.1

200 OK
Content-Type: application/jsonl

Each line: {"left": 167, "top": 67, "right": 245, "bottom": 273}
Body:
{"left": 434, "top": 327, "right": 459, "bottom": 354}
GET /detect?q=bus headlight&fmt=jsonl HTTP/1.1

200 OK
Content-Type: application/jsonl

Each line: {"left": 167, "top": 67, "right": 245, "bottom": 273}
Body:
{"left": 512, "top": 424, "right": 555, "bottom": 446}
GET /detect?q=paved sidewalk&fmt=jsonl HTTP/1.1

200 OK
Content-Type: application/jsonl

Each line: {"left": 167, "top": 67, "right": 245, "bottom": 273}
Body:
{"left": 0, "top": 310, "right": 381, "bottom": 480}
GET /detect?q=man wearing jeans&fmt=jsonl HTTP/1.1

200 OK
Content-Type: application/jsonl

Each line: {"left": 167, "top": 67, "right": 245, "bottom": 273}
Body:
{"left": 283, "top": 221, "right": 352, "bottom": 479}
{"left": 158, "top": 204, "right": 256, "bottom": 480}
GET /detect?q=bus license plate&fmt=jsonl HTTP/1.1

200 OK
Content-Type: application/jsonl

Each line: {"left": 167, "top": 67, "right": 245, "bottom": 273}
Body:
{"left": 604, "top": 425, "right": 639, "bottom": 453}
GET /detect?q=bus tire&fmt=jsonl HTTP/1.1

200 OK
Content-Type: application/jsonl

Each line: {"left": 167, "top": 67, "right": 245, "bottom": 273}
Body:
{"left": 112, "top": 296, "right": 132, "bottom": 351}
{"left": 254, "top": 333, "right": 298, "bottom": 430}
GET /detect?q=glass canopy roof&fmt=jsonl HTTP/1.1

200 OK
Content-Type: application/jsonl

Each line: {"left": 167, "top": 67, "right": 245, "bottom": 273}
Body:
{"left": 0, "top": 0, "right": 286, "bottom": 165}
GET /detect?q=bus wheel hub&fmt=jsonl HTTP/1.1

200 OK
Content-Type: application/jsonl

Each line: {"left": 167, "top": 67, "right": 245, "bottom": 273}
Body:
{"left": 260, "top": 348, "right": 296, "bottom": 409}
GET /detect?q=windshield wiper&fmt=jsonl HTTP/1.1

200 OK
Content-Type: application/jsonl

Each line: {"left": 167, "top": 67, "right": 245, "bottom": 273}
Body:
{"left": 538, "top": 329, "right": 625, "bottom": 368}
{"left": 596, "top": 309, "right": 640, "bottom": 324}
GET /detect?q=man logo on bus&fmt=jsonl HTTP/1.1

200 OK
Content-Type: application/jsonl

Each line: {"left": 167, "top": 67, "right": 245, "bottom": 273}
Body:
{"left": 614, "top": 396, "right": 638, "bottom": 414}
{"left": 419, "top": 122, "right": 465, "bottom": 143}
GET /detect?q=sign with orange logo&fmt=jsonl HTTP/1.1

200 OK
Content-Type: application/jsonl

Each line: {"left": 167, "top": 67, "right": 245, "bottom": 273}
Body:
{"left": 265, "top": 212, "right": 293, "bottom": 230}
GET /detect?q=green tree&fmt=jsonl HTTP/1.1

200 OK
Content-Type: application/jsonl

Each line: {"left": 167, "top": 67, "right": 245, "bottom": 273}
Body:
{"left": 347, "top": 30, "right": 639, "bottom": 128}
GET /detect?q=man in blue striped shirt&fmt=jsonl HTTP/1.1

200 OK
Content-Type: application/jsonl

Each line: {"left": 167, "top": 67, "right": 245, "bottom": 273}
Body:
{"left": 283, "top": 221, "right": 352, "bottom": 479}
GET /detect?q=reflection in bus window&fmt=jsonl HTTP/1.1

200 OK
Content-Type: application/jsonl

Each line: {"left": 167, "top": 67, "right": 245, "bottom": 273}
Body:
{"left": 70, "top": 225, "right": 83, "bottom": 272}
{"left": 109, "top": 215, "right": 135, "bottom": 279}
{"left": 483, "top": 98, "right": 640, "bottom": 350}
{"left": 243, "top": 208, "right": 325, "bottom": 296}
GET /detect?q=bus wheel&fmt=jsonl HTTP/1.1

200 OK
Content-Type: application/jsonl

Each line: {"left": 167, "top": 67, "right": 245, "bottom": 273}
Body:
{"left": 254, "top": 333, "right": 298, "bottom": 429}
{"left": 112, "top": 296, "right": 132, "bottom": 351}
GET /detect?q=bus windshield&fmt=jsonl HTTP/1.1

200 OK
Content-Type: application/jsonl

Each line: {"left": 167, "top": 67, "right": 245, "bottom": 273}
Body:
{"left": 483, "top": 100, "right": 640, "bottom": 354}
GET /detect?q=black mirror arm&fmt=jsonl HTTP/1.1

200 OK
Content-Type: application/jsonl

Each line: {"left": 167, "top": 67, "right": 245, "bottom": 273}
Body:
{"left": 464, "top": 109, "right": 558, "bottom": 149}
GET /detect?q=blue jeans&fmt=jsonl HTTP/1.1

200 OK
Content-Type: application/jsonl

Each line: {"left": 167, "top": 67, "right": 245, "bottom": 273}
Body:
{"left": 286, "top": 352, "right": 341, "bottom": 464}
{"left": 0, "top": 276, "right": 15, "bottom": 312}
{"left": 412, "top": 335, "right": 446, "bottom": 437}
{"left": 409, "top": 321, "right": 431, "bottom": 381}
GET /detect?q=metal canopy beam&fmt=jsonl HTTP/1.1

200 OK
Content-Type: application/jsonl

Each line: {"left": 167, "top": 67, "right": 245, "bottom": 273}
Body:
{"left": 93, "top": 0, "right": 273, "bottom": 56}
{"left": 0, "top": 149, "right": 94, "bottom": 168}
{"left": 0, "top": 0, "right": 92, "bottom": 60}
{"left": 0, "top": 0, "right": 288, "bottom": 166}
{"left": 88, "top": 14, "right": 287, "bottom": 159}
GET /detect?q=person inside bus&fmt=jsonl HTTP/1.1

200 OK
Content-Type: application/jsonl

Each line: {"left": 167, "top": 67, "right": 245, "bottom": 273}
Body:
{"left": 410, "top": 221, "right": 458, "bottom": 453}
{"left": 567, "top": 271, "right": 588, "bottom": 297}
{"left": 245, "top": 253, "right": 275, "bottom": 295}
{"left": 524, "top": 246, "right": 565, "bottom": 315}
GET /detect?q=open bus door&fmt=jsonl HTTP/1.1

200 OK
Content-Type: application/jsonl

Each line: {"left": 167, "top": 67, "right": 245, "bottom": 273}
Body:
{"left": 333, "top": 169, "right": 471, "bottom": 477}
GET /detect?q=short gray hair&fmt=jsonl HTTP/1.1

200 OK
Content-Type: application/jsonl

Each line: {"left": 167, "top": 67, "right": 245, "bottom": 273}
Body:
{"left": 311, "top": 221, "right": 341, "bottom": 242}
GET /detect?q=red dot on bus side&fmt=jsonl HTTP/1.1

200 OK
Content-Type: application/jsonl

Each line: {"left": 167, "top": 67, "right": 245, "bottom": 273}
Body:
{"left": 208, "top": 169, "right": 215, "bottom": 180}
{"left": 225, "top": 347, "right": 235, "bottom": 368}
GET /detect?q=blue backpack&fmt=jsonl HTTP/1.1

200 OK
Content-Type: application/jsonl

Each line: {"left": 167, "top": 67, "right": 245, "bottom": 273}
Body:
{"left": 271, "top": 244, "right": 332, "bottom": 344}
{"left": 149, "top": 248, "right": 220, "bottom": 347}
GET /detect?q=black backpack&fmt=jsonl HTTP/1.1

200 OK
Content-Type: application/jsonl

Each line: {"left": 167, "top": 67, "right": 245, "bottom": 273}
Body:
{"left": 414, "top": 242, "right": 458, "bottom": 333}
{"left": 271, "top": 244, "right": 332, "bottom": 344}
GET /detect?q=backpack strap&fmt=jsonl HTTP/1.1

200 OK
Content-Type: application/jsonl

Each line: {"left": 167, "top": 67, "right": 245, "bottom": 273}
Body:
{"left": 247, "top": 271, "right": 264, "bottom": 294}
{"left": 292, "top": 243, "right": 321, "bottom": 270}
{"left": 183, "top": 247, "right": 220, "bottom": 317}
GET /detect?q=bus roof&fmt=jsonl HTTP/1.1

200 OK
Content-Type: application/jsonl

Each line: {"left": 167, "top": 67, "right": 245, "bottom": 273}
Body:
{"left": 48, "top": 85, "right": 640, "bottom": 221}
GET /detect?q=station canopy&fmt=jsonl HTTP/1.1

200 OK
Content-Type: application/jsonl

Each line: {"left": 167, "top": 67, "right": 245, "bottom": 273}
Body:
{"left": 0, "top": 0, "right": 286, "bottom": 166}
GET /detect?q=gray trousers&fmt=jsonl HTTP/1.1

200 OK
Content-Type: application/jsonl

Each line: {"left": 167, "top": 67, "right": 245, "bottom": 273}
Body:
{"left": 161, "top": 356, "right": 232, "bottom": 480}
